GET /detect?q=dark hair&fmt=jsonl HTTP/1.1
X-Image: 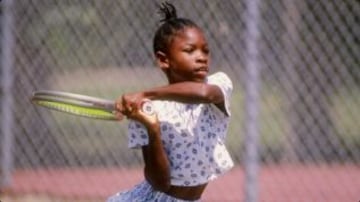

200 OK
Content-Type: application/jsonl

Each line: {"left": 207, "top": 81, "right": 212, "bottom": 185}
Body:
{"left": 153, "top": 2, "right": 199, "bottom": 54}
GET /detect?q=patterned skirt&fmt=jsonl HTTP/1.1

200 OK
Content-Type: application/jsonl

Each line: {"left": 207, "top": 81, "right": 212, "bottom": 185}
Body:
{"left": 107, "top": 181, "right": 201, "bottom": 202}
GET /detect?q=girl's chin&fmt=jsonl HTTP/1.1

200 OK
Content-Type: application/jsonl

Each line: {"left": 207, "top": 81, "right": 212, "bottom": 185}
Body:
{"left": 193, "top": 72, "right": 208, "bottom": 81}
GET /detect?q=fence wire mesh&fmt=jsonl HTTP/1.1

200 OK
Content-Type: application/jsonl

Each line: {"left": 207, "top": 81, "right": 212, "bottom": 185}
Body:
{"left": 1, "top": 0, "right": 359, "bottom": 201}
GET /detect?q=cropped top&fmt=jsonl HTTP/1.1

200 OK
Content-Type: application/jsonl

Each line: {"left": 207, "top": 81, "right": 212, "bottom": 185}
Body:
{"left": 127, "top": 72, "right": 234, "bottom": 186}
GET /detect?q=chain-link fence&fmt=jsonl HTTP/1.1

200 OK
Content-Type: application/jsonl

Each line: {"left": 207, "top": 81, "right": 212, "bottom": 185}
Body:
{"left": 1, "top": 0, "right": 359, "bottom": 201}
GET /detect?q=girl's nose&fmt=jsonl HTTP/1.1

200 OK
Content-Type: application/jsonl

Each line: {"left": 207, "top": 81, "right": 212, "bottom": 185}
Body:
{"left": 196, "top": 51, "right": 208, "bottom": 63}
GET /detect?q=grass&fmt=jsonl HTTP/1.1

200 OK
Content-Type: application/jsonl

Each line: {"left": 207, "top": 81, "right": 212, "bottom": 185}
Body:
{"left": 332, "top": 88, "right": 360, "bottom": 144}
{"left": 50, "top": 67, "right": 167, "bottom": 98}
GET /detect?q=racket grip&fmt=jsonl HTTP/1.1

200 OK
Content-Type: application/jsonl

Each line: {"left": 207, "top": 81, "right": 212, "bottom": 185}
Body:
{"left": 141, "top": 100, "right": 154, "bottom": 115}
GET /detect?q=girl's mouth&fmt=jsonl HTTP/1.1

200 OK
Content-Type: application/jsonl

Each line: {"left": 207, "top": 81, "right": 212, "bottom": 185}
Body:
{"left": 194, "top": 67, "right": 208, "bottom": 78}
{"left": 195, "top": 67, "right": 208, "bottom": 73}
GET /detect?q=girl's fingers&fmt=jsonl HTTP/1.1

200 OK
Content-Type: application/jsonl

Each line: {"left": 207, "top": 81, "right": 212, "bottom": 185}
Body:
{"left": 115, "top": 111, "right": 124, "bottom": 121}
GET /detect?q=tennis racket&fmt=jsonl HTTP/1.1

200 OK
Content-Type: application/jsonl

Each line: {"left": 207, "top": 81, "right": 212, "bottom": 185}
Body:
{"left": 30, "top": 90, "right": 154, "bottom": 121}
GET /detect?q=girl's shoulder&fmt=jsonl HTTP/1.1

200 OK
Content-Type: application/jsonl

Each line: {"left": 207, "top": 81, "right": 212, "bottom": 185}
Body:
{"left": 206, "top": 71, "right": 232, "bottom": 86}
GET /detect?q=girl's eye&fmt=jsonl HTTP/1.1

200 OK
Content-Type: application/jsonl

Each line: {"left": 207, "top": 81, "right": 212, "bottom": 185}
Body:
{"left": 203, "top": 47, "right": 210, "bottom": 54}
{"left": 183, "top": 47, "right": 194, "bottom": 53}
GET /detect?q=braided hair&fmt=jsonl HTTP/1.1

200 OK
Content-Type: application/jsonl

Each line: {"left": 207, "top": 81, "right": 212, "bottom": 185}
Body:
{"left": 153, "top": 2, "right": 200, "bottom": 54}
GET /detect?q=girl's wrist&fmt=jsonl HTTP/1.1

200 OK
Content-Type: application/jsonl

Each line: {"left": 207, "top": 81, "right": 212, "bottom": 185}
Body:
{"left": 146, "top": 123, "right": 162, "bottom": 141}
{"left": 146, "top": 122, "right": 160, "bottom": 132}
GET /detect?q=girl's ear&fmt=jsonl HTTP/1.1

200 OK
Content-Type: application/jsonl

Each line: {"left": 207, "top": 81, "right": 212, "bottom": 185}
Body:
{"left": 155, "top": 51, "right": 169, "bottom": 71}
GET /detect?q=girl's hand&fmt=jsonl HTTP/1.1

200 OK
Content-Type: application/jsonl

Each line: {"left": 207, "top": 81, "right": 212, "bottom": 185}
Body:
{"left": 128, "top": 100, "right": 158, "bottom": 127}
{"left": 116, "top": 92, "right": 146, "bottom": 114}
{"left": 115, "top": 95, "right": 158, "bottom": 127}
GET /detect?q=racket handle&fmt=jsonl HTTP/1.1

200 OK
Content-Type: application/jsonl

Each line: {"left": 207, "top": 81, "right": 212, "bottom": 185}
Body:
{"left": 141, "top": 100, "right": 154, "bottom": 115}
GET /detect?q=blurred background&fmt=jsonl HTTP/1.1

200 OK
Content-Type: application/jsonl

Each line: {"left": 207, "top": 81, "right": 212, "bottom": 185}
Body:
{"left": 0, "top": 0, "right": 359, "bottom": 201}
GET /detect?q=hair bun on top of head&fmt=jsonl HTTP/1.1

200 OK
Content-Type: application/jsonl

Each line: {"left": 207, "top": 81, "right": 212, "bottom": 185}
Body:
{"left": 158, "top": 2, "right": 178, "bottom": 23}
{"left": 153, "top": 2, "right": 198, "bottom": 53}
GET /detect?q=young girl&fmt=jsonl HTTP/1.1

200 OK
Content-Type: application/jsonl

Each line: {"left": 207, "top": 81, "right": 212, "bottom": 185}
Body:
{"left": 107, "top": 2, "right": 233, "bottom": 201}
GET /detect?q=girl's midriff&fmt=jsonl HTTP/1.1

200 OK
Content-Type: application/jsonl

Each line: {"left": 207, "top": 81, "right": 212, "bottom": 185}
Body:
{"left": 165, "top": 183, "right": 208, "bottom": 200}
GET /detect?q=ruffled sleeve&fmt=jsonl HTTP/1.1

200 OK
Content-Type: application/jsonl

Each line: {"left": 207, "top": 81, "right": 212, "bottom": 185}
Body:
{"left": 207, "top": 72, "right": 233, "bottom": 116}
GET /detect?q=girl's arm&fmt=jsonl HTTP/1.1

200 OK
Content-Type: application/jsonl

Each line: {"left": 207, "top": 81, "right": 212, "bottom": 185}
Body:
{"left": 118, "top": 81, "right": 226, "bottom": 115}
{"left": 142, "top": 123, "right": 171, "bottom": 192}
{"left": 143, "top": 81, "right": 224, "bottom": 104}
{"left": 122, "top": 106, "right": 171, "bottom": 192}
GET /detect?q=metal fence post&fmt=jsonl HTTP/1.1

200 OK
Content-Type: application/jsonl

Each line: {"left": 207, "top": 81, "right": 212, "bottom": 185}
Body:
{"left": 1, "top": 0, "right": 16, "bottom": 188}
{"left": 243, "top": 0, "right": 262, "bottom": 201}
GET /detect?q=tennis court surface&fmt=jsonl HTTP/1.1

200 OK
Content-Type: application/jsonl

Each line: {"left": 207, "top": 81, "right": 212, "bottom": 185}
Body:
{"left": 1, "top": 164, "right": 359, "bottom": 202}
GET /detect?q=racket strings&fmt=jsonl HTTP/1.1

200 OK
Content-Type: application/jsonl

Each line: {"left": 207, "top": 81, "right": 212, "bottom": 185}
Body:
{"left": 31, "top": 91, "right": 153, "bottom": 121}
{"left": 36, "top": 100, "right": 116, "bottom": 120}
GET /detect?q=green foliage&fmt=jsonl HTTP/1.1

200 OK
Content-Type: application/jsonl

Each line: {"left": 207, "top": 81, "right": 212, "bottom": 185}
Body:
{"left": 332, "top": 88, "right": 360, "bottom": 144}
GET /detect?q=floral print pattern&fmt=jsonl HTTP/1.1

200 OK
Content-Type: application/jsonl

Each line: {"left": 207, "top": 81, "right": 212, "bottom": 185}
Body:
{"left": 128, "top": 72, "right": 234, "bottom": 186}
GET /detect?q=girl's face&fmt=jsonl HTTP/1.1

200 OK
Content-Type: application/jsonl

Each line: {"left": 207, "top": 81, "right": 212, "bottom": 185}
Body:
{"left": 160, "top": 27, "right": 210, "bottom": 83}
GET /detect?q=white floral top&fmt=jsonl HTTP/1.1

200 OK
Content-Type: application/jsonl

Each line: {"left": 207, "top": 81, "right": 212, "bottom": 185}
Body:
{"left": 127, "top": 72, "right": 234, "bottom": 186}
